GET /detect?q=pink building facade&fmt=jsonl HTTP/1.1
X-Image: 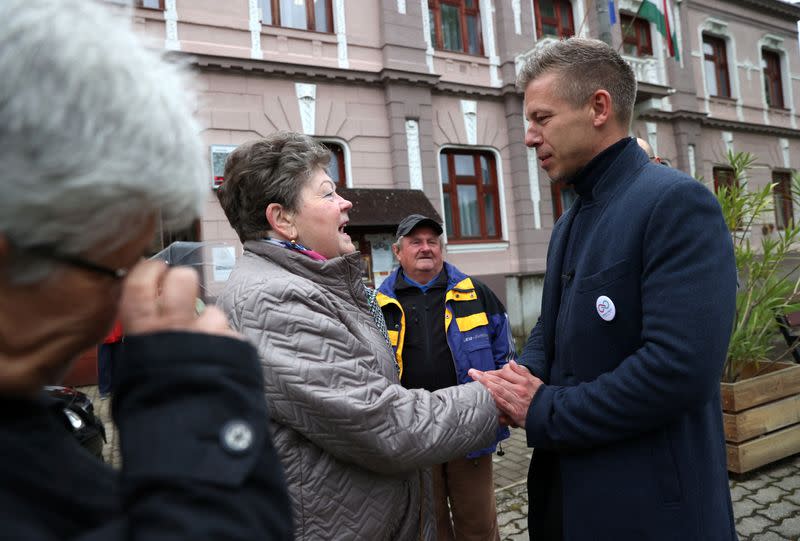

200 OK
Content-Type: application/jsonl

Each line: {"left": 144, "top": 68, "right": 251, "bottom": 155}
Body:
{"left": 123, "top": 0, "right": 800, "bottom": 342}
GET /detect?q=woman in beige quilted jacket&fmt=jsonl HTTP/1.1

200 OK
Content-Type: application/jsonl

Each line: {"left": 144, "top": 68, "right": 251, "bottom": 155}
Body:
{"left": 216, "top": 132, "right": 501, "bottom": 541}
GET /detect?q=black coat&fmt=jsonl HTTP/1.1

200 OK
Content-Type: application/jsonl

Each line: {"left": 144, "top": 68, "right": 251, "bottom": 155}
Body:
{"left": 0, "top": 332, "right": 293, "bottom": 540}
{"left": 521, "top": 140, "right": 738, "bottom": 540}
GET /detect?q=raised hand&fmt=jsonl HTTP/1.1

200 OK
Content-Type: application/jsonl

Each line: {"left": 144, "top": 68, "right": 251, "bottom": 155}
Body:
{"left": 119, "top": 260, "right": 241, "bottom": 339}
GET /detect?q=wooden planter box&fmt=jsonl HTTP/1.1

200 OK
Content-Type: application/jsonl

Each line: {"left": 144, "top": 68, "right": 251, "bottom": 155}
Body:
{"left": 721, "top": 362, "right": 800, "bottom": 474}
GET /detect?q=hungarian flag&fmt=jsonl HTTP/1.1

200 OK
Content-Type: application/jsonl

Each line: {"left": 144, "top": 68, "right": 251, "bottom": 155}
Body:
{"left": 637, "top": 0, "right": 679, "bottom": 60}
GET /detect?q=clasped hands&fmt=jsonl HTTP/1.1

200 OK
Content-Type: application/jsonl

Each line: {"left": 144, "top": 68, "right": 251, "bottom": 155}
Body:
{"left": 468, "top": 361, "right": 543, "bottom": 428}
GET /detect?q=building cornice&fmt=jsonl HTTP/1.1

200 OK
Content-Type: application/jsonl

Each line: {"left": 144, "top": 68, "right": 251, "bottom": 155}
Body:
{"left": 729, "top": 0, "right": 800, "bottom": 19}
{"left": 186, "top": 53, "right": 514, "bottom": 98}
{"left": 433, "top": 82, "right": 504, "bottom": 99}
{"left": 639, "top": 108, "right": 800, "bottom": 138}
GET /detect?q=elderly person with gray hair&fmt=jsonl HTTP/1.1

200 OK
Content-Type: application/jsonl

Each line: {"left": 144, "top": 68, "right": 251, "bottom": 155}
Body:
{"left": 0, "top": 0, "right": 291, "bottom": 539}
{"left": 216, "top": 132, "right": 500, "bottom": 540}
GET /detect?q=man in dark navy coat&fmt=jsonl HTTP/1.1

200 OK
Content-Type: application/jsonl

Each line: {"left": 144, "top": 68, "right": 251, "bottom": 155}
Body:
{"left": 469, "top": 38, "right": 738, "bottom": 540}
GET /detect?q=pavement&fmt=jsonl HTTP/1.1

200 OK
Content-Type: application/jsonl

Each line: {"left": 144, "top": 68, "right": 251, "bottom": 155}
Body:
{"left": 493, "top": 428, "right": 800, "bottom": 541}
{"left": 80, "top": 385, "right": 800, "bottom": 540}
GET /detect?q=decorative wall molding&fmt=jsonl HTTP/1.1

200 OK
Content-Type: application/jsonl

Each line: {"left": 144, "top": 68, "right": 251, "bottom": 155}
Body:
{"left": 527, "top": 148, "right": 542, "bottom": 229}
{"left": 405, "top": 120, "right": 423, "bottom": 190}
{"left": 574, "top": 0, "right": 588, "bottom": 38}
{"left": 646, "top": 121, "right": 658, "bottom": 156}
{"left": 762, "top": 34, "right": 784, "bottom": 50}
{"left": 460, "top": 100, "right": 477, "bottom": 145}
{"left": 780, "top": 138, "right": 790, "bottom": 169}
{"left": 479, "top": 0, "right": 502, "bottom": 87}
{"left": 524, "top": 116, "right": 542, "bottom": 229}
{"left": 248, "top": 0, "right": 263, "bottom": 59}
{"left": 421, "top": 0, "right": 434, "bottom": 73}
{"left": 334, "top": 0, "right": 349, "bottom": 69}
{"left": 164, "top": 0, "right": 180, "bottom": 51}
{"left": 687, "top": 144, "right": 697, "bottom": 178}
{"left": 295, "top": 83, "right": 317, "bottom": 135}
{"left": 512, "top": 0, "right": 521, "bottom": 34}
{"left": 704, "top": 18, "right": 729, "bottom": 36}
{"left": 722, "top": 131, "right": 734, "bottom": 154}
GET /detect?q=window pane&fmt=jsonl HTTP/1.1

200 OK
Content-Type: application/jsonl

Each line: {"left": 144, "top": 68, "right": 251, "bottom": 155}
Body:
{"left": 703, "top": 41, "right": 714, "bottom": 57}
{"left": 775, "top": 190, "right": 788, "bottom": 229}
{"left": 429, "top": 9, "right": 436, "bottom": 47}
{"left": 704, "top": 59, "right": 718, "bottom": 95}
{"left": 539, "top": 0, "right": 556, "bottom": 18}
{"left": 480, "top": 155, "right": 490, "bottom": 184}
{"left": 719, "top": 67, "right": 730, "bottom": 97}
{"left": 622, "top": 20, "right": 636, "bottom": 40}
{"left": 141, "top": 0, "right": 160, "bottom": 8}
{"left": 484, "top": 193, "right": 496, "bottom": 237}
{"left": 457, "top": 185, "right": 479, "bottom": 237}
{"left": 260, "top": 0, "right": 273, "bottom": 24}
{"left": 314, "top": 0, "right": 329, "bottom": 32}
{"left": 441, "top": 4, "right": 463, "bottom": 52}
{"left": 559, "top": 3, "right": 571, "bottom": 28}
{"left": 466, "top": 15, "right": 480, "bottom": 55}
{"left": 465, "top": 0, "right": 476, "bottom": 8}
{"left": 440, "top": 154, "right": 450, "bottom": 184}
{"left": 281, "top": 0, "right": 308, "bottom": 30}
{"left": 454, "top": 154, "right": 475, "bottom": 176}
{"left": 328, "top": 149, "right": 340, "bottom": 184}
{"left": 764, "top": 73, "right": 773, "bottom": 107}
{"left": 622, "top": 43, "right": 637, "bottom": 56}
{"left": 443, "top": 192, "right": 454, "bottom": 236}
{"left": 542, "top": 23, "right": 559, "bottom": 37}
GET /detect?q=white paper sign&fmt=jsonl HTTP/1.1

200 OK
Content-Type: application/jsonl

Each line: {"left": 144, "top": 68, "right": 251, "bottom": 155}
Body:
{"left": 212, "top": 246, "right": 236, "bottom": 282}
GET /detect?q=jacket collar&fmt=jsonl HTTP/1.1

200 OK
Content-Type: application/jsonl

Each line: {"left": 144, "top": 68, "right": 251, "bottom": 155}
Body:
{"left": 243, "top": 240, "right": 364, "bottom": 296}
{"left": 381, "top": 261, "right": 470, "bottom": 296}
{"left": 571, "top": 137, "right": 644, "bottom": 202}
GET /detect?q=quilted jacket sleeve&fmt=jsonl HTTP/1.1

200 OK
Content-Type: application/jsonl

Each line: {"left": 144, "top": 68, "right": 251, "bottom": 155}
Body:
{"left": 232, "top": 279, "right": 499, "bottom": 475}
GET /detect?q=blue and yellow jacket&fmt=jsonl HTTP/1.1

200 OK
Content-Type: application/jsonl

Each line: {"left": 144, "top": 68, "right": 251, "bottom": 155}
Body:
{"left": 376, "top": 262, "right": 514, "bottom": 457}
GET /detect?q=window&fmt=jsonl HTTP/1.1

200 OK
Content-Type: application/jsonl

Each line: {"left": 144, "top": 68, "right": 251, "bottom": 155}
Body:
{"left": 762, "top": 49, "right": 784, "bottom": 109}
{"left": 620, "top": 14, "right": 652, "bottom": 57}
{"left": 428, "top": 0, "right": 483, "bottom": 55}
{"left": 439, "top": 150, "right": 501, "bottom": 240}
{"left": 259, "top": 0, "right": 333, "bottom": 33}
{"left": 134, "top": 0, "right": 163, "bottom": 8}
{"left": 107, "top": 0, "right": 163, "bottom": 7}
{"left": 703, "top": 35, "right": 731, "bottom": 98}
{"left": 210, "top": 145, "right": 238, "bottom": 189}
{"left": 534, "top": 0, "right": 574, "bottom": 39}
{"left": 320, "top": 141, "right": 347, "bottom": 187}
{"left": 551, "top": 180, "right": 577, "bottom": 221}
{"left": 774, "top": 171, "right": 793, "bottom": 230}
{"left": 713, "top": 167, "right": 736, "bottom": 193}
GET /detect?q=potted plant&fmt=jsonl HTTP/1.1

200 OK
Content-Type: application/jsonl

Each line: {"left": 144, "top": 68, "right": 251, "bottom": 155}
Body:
{"left": 713, "top": 150, "right": 800, "bottom": 473}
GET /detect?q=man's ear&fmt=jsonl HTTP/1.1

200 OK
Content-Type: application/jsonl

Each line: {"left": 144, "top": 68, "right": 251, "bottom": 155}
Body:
{"left": 391, "top": 242, "right": 401, "bottom": 260}
{"left": 266, "top": 203, "right": 296, "bottom": 240}
{"left": 589, "top": 89, "right": 613, "bottom": 128}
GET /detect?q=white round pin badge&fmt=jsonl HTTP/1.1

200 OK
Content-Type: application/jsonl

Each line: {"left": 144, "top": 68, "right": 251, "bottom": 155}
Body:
{"left": 596, "top": 295, "right": 616, "bottom": 322}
